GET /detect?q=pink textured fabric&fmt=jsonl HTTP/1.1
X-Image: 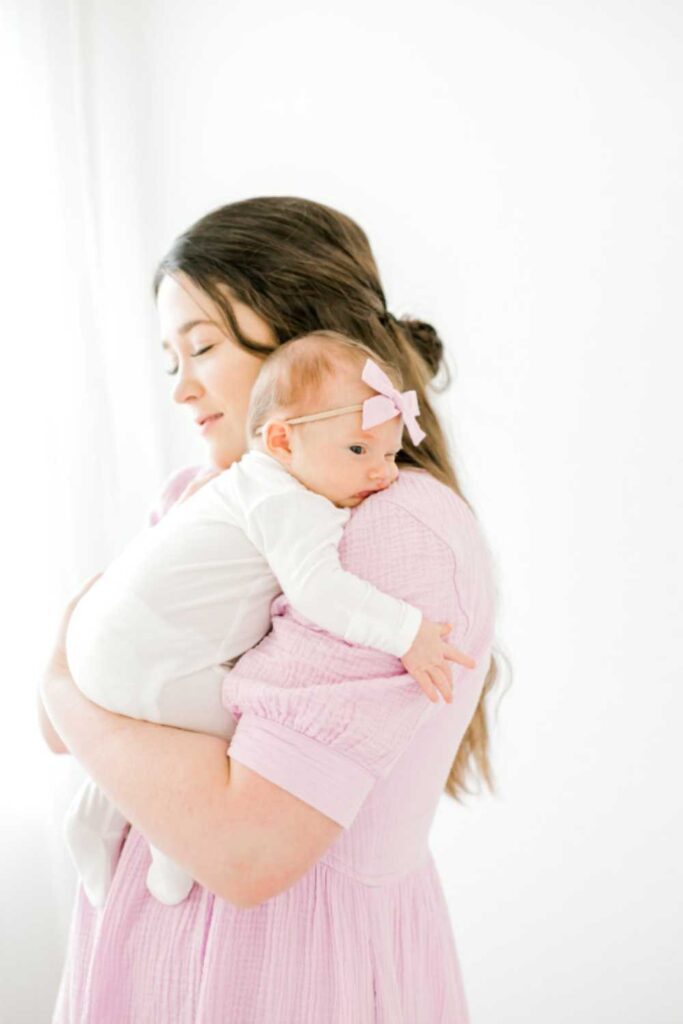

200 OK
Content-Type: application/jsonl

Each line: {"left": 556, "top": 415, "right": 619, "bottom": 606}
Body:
{"left": 52, "top": 464, "right": 497, "bottom": 1024}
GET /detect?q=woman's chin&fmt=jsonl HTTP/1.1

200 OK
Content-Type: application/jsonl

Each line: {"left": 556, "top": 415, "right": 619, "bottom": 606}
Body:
{"left": 207, "top": 439, "right": 243, "bottom": 471}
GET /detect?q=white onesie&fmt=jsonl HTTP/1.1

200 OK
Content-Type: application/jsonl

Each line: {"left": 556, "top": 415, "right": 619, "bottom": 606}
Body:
{"left": 64, "top": 450, "right": 422, "bottom": 906}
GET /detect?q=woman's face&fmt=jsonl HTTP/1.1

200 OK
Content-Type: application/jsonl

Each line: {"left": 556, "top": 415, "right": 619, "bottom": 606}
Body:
{"left": 157, "top": 272, "right": 277, "bottom": 469}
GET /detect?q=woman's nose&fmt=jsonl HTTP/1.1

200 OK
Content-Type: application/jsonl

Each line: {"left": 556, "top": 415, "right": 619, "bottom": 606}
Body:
{"left": 172, "top": 361, "right": 203, "bottom": 404}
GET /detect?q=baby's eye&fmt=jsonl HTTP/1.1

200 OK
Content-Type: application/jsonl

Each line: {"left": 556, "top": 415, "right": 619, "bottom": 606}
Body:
{"left": 349, "top": 445, "right": 365, "bottom": 455}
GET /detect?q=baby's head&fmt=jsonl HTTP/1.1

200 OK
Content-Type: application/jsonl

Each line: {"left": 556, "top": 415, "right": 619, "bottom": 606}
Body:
{"left": 246, "top": 331, "right": 410, "bottom": 509}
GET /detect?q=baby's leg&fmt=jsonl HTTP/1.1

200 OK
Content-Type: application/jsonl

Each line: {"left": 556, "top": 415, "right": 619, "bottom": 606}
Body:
{"left": 143, "top": 666, "right": 234, "bottom": 903}
{"left": 154, "top": 663, "right": 237, "bottom": 739}
{"left": 63, "top": 780, "right": 129, "bottom": 907}
{"left": 145, "top": 845, "right": 195, "bottom": 905}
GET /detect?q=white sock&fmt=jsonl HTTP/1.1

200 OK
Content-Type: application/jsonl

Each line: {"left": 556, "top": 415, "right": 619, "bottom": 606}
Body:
{"left": 63, "top": 781, "right": 128, "bottom": 908}
{"left": 145, "top": 844, "right": 195, "bottom": 905}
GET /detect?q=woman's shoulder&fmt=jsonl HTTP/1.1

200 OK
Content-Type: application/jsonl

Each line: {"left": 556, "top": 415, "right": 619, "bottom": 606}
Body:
{"left": 349, "top": 467, "right": 475, "bottom": 544}
{"left": 333, "top": 467, "right": 496, "bottom": 644}
{"left": 345, "top": 467, "right": 495, "bottom": 593}
{"left": 391, "top": 465, "right": 469, "bottom": 514}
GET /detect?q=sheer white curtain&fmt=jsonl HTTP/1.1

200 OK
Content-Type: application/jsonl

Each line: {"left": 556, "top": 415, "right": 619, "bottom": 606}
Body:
{"left": 0, "top": 1, "right": 173, "bottom": 1016}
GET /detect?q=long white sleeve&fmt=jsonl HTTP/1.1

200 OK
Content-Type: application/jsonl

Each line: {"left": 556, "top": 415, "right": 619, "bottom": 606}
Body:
{"left": 242, "top": 487, "right": 422, "bottom": 657}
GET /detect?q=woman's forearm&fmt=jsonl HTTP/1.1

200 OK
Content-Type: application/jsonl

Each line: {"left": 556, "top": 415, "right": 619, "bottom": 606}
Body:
{"left": 40, "top": 666, "right": 249, "bottom": 906}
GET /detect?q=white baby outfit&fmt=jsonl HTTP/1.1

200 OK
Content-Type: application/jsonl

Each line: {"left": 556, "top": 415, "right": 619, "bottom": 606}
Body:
{"left": 64, "top": 450, "right": 423, "bottom": 906}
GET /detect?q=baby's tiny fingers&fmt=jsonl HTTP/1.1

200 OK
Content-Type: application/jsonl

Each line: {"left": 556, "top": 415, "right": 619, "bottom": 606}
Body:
{"left": 430, "top": 666, "right": 453, "bottom": 704}
{"left": 415, "top": 669, "right": 440, "bottom": 704}
{"left": 443, "top": 645, "right": 476, "bottom": 669}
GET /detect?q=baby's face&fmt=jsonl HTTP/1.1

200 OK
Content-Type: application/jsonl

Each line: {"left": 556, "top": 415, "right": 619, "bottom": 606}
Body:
{"left": 286, "top": 396, "right": 404, "bottom": 509}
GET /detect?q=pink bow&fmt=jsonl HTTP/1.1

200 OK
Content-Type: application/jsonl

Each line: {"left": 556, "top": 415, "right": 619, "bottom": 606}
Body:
{"left": 361, "top": 359, "right": 426, "bottom": 446}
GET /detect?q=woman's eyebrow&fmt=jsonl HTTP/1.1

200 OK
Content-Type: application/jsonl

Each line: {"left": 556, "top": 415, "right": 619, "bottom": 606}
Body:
{"left": 161, "top": 319, "right": 218, "bottom": 349}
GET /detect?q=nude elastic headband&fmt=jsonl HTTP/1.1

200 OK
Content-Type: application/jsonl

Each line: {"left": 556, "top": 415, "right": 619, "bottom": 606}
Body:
{"left": 258, "top": 358, "right": 426, "bottom": 445}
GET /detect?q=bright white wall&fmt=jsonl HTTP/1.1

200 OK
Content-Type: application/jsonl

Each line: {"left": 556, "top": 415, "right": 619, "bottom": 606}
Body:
{"left": 5, "top": 1, "right": 681, "bottom": 1021}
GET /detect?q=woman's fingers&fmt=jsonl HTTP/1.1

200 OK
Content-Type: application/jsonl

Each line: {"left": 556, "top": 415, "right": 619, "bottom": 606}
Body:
{"left": 65, "top": 572, "right": 104, "bottom": 616}
{"left": 51, "top": 572, "right": 104, "bottom": 673}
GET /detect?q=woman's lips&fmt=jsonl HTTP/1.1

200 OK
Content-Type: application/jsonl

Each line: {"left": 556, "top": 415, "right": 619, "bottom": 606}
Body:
{"left": 198, "top": 413, "right": 223, "bottom": 435}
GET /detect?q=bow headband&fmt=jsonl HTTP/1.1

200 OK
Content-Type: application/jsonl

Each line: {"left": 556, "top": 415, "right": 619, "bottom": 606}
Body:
{"left": 280, "top": 357, "right": 426, "bottom": 446}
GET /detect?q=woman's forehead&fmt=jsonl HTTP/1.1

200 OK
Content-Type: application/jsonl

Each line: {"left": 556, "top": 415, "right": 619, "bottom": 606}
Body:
{"left": 157, "top": 276, "right": 225, "bottom": 352}
{"left": 157, "top": 272, "right": 276, "bottom": 349}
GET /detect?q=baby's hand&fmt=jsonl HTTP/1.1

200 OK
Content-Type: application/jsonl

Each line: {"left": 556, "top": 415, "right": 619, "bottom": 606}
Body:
{"left": 401, "top": 619, "right": 476, "bottom": 704}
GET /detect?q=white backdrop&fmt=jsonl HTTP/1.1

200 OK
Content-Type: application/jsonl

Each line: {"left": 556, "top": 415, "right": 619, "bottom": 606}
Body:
{"left": 1, "top": 1, "right": 681, "bottom": 1021}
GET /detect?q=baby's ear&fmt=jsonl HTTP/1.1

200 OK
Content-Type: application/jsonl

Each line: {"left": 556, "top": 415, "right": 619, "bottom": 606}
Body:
{"left": 263, "top": 419, "right": 293, "bottom": 462}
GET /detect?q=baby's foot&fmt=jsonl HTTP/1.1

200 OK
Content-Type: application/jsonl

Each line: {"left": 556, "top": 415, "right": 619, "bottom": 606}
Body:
{"left": 146, "top": 849, "right": 195, "bottom": 905}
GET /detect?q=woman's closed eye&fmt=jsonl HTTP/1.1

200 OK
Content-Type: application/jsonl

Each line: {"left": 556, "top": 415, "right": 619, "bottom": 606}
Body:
{"left": 164, "top": 346, "right": 214, "bottom": 376}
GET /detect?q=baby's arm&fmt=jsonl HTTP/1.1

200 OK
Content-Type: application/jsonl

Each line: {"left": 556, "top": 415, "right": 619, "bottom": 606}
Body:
{"left": 244, "top": 490, "right": 475, "bottom": 702}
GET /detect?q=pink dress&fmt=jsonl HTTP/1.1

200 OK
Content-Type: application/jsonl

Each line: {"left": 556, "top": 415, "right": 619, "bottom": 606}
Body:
{"left": 52, "top": 465, "right": 496, "bottom": 1023}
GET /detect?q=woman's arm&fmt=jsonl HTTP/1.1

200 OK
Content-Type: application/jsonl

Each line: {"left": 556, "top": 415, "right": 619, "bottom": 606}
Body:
{"left": 42, "top": 661, "right": 342, "bottom": 908}
{"left": 42, "top": 479, "right": 482, "bottom": 911}
{"left": 40, "top": 576, "right": 256, "bottom": 907}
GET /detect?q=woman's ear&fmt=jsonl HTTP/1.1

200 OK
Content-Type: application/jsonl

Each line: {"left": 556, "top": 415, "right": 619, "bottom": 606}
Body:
{"left": 263, "top": 419, "right": 294, "bottom": 463}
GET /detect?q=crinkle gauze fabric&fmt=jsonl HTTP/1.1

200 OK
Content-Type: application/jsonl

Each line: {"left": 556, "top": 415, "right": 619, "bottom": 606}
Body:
{"left": 53, "top": 463, "right": 496, "bottom": 1024}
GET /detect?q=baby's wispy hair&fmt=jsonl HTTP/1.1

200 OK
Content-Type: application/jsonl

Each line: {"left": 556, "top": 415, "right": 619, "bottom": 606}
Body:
{"left": 246, "top": 330, "right": 403, "bottom": 448}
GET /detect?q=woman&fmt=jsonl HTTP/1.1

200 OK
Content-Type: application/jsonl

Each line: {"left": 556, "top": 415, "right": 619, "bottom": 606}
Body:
{"left": 40, "top": 196, "right": 502, "bottom": 1023}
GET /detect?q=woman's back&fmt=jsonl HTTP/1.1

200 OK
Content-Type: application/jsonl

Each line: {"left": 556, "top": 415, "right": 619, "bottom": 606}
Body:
{"left": 54, "top": 467, "right": 496, "bottom": 1024}
{"left": 225, "top": 467, "right": 496, "bottom": 882}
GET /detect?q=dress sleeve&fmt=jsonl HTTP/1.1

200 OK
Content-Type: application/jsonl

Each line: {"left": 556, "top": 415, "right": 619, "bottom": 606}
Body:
{"left": 146, "top": 464, "right": 209, "bottom": 527}
{"left": 244, "top": 489, "right": 422, "bottom": 657}
{"left": 223, "top": 491, "right": 462, "bottom": 828}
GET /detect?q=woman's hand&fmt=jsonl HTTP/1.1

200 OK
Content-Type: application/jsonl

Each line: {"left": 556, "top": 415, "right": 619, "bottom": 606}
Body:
{"left": 44, "top": 572, "right": 103, "bottom": 680}
{"left": 38, "top": 572, "right": 104, "bottom": 753}
{"left": 37, "top": 585, "right": 241, "bottom": 902}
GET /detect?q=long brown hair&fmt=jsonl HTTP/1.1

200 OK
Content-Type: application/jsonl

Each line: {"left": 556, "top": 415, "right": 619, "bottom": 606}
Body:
{"left": 154, "top": 195, "right": 510, "bottom": 802}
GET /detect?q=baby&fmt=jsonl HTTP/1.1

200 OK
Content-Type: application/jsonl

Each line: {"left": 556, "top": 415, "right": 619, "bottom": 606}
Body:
{"left": 64, "top": 330, "right": 475, "bottom": 907}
